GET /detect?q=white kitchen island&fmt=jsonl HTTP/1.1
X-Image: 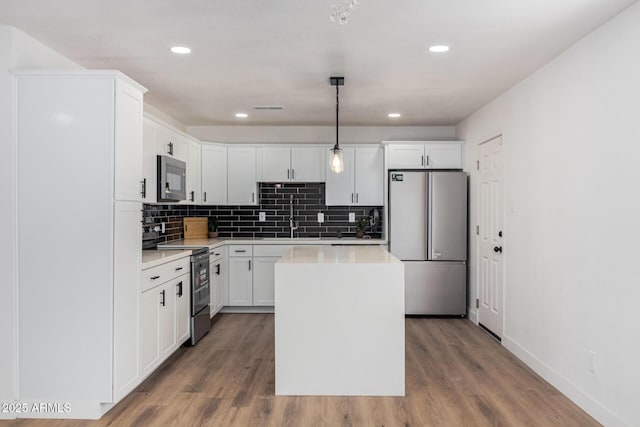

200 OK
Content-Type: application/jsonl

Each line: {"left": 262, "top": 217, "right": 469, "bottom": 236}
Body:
{"left": 274, "top": 245, "right": 405, "bottom": 396}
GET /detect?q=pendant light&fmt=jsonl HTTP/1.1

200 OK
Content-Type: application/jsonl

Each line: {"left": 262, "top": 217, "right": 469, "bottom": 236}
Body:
{"left": 330, "top": 76, "right": 345, "bottom": 174}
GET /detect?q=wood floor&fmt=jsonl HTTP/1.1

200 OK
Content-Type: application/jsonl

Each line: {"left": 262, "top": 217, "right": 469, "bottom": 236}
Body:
{"left": 5, "top": 314, "right": 599, "bottom": 427}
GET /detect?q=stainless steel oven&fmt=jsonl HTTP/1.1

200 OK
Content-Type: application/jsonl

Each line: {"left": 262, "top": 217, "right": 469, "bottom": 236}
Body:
{"left": 157, "top": 155, "right": 186, "bottom": 202}
{"left": 190, "top": 248, "right": 210, "bottom": 345}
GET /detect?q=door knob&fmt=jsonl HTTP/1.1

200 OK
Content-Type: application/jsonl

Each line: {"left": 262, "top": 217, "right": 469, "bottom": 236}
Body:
{"left": 493, "top": 246, "right": 503, "bottom": 253}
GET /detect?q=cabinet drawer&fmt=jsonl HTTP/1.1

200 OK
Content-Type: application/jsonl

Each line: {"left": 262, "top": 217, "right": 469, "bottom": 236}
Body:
{"left": 209, "top": 245, "right": 226, "bottom": 260}
{"left": 253, "top": 245, "right": 294, "bottom": 257}
{"left": 142, "top": 257, "right": 190, "bottom": 291}
{"left": 228, "top": 245, "right": 253, "bottom": 257}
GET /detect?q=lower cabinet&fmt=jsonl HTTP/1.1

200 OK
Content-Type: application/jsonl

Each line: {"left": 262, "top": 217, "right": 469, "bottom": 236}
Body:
{"left": 228, "top": 256, "right": 253, "bottom": 305}
{"left": 252, "top": 257, "right": 277, "bottom": 306}
{"left": 210, "top": 246, "right": 227, "bottom": 317}
{"left": 140, "top": 267, "right": 190, "bottom": 378}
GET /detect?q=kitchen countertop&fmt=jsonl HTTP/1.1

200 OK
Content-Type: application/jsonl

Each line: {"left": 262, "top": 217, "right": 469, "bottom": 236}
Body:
{"left": 277, "top": 245, "right": 400, "bottom": 265}
{"left": 142, "top": 249, "right": 193, "bottom": 269}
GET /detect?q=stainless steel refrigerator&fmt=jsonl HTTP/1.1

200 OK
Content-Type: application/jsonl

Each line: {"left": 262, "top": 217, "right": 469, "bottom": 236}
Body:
{"left": 389, "top": 171, "right": 467, "bottom": 315}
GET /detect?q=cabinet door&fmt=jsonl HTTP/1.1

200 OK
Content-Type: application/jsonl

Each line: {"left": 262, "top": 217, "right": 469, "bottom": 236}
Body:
{"left": 325, "top": 147, "right": 355, "bottom": 206}
{"left": 354, "top": 146, "right": 384, "bottom": 205}
{"left": 425, "top": 143, "right": 462, "bottom": 169}
{"left": 228, "top": 146, "right": 257, "bottom": 205}
{"left": 186, "top": 140, "right": 202, "bottom": 204}
{"left": 201, "top": 144, "right": 227, "bottom": 205}
{"left": 291, "top": 147, "right": 326, "bottom": 182}
{"left": 156, "top": 127, "right": 187, "bottom": 161}
{"left": 387, "top": 144, "right": 425, "bottom": 169}
{"left": 140, "top": 287, "right": 161, "bottom": 376}
{"left": 252, "top": 257, "right": 277, "bottom": 306}
{"left": 114, "top": 81, "right": 144, "bottom": 202}
{"left": 216, "top": 257, "right": 225, "bottom": 312}
{"left": 142, "top": 120, "right": 157, "bottom": 203}
{"left": 228, "top": 257, "right": 253, "bottom": 306}
{"left": 210, "top": 257, "right": 226, "bottom": 316}
{"left": 113, "top": 201, "right": 142, "bottom": 399}
{"left": 260, "top": 147, "right": 290, "bottom": 182}
{"left": 160, "top": 283, "right": 176, "bottom": 358}
{"left": 175, "top": 274, "right": 191, "bottom": 345}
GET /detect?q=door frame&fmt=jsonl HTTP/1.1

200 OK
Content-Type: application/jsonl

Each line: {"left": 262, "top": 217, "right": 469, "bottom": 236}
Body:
{"left": 475, "top": 134, "right": 506, "bottom": 339}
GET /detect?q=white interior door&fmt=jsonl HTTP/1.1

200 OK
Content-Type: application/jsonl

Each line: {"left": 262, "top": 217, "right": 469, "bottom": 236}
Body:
{"left": 478, "top": 136, "right": 504, "bottom": 338}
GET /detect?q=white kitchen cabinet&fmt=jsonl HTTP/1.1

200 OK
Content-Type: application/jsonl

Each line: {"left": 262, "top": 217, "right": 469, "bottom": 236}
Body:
{"left": 228, "top": 254, "right": 253, "bottom": 306}
{"left": 259, "top": 146, "right": 326, "bottom": 182}
{"left": 156, "top": 127, "right": 187, "bottom": 161}
{"left": 114, "top": 81, "right": 144, "bottom": 202}
{"left": 14, "top": 70, "right": 146, "bottom": 418}
{"left": 386, "top": 142, "right": 462, "bottom": 169}
{"left": 175, "top": 275, "right": 191, "bottom": 345}
{"left": 201, "top": 144, "right": 228, "bottom": 205}
{"left": 140, "top": 261, "right": 190, "bottom": 378}
{"left": 210, "top": 246, "right": 227, "bottom": 316}
{"left": 228, "top": 146, "right": 258, "bottom": 205}
{"left": 142, "top": 119, "right": 157, "bottom": 203}
{"left": 252, "top": 257, "right": 277, "bottom": 306}
{"left": 326, "top": 146, "right": 383, "bottom": 206}
{"left": 186, "top": 139, "right": 202, "bottom": 204}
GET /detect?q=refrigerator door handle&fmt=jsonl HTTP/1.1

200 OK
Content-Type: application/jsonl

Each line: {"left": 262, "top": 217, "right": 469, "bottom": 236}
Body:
{"left": 427, "top": 173, "right": 433, "bottom": 260}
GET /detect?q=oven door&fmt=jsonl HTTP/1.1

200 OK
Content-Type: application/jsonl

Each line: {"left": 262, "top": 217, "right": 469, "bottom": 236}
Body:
{"left": 192, "top": 259, "right": 210, "bottom": 314}
{"left": 157, "top": 155, "right": 186, "bottom": 201}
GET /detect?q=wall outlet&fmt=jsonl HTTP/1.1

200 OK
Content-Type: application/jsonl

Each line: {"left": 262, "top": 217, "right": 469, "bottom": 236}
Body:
{"left": 317, "top": 212, "right": 324, "bottom": 223}
{"left": 258, "top": 212, "right": 266, "bottom": 222}
{"left": 588, "top": 350, "right": 596, "bottom": 374}
{"left": 349, "top": 213, "right": 356, "bottom": 223}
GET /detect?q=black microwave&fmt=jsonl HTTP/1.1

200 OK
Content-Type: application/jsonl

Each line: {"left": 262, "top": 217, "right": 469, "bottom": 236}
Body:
{"left": 157, "top": 155, "right": 187, "bottom": 202}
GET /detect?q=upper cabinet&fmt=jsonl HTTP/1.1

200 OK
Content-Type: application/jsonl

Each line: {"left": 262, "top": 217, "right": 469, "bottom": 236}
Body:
{"left": 186, "top": 140, "right": 201, "bottom": 204}
{"left": 155, "top": 127, "right": 187, "bottom": 161}
{"left": 259, "top": 146, "right": 326, "bottom": 182}
{"left": 142, "top": 119, "right": 157, "bottom": 203}
{"left": 386, "top": 142, "right": 463, "bottom": 169}
{"left": 326, "top": 146, "right": 384, "bottom": 206}
{"left": 201, "top": 144, "right": 228, "bottom": 205}
{"left": 228, "top": 146, "right": 258, "bottom": 205}
{"left": 114, "top": 81, "right": 145, "bottom": 202}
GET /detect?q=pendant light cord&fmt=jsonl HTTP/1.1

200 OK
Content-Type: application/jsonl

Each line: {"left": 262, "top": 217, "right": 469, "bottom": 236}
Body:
{"left": 335, "top": 84, "right": 340, "bottom": 150}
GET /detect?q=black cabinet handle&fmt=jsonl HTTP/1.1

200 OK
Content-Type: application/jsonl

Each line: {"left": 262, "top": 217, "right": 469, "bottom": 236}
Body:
{"left": 150, "top": 275, "right": 160, "bottom": 280}
{"left": 216, "top": 264, "right": 221, "bottom": 275}
{"left": 292, "top": 169, "right": 295, "bottom": 180}
{"left": 248, "top": 260, "right": 251, "bottom": 271}
{"left": 421, "top": 155, "right": 425, "bottom": 166}
{"left": 160, "top": 290, "right": 166, "bottom": 306}
{"left": 287, "top": 169, "right": 290, "bottom": 179}
{"left": 168, "top": 142, "right": 173, "bottom": 155}
{"left": 493, "top": 246, "right": 503, "bottom": 253}
{"left": 190, "top": 191, "right": 194, "bottom": 202}
{"left": 175, "top": 267, "right": 183, "bottom": 271}
{"left": 177, "top": 281, "right": 183, "bottom": 297}
{"left": 235, "top": 250, "right": 246, "bottom": 253}
{"left": 203, "top": 192, "right": 207, "bottom": 202}
{"left": 426, "top": 155, "right": 430, "bottom": 166}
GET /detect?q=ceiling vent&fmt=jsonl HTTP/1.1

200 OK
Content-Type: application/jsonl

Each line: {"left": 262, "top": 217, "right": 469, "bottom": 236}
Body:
{"left": 252, "top": 105, "right": 284, "bottom": 110}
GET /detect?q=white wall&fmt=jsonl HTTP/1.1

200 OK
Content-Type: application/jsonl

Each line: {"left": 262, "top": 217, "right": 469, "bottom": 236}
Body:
{"left": 187, "top": 125, "right": 455, "bottom": 144}
{"left": 456, "top": 3, "right": 640, "bottom": 426}
{"left": 144, "top": 103, "right": 186, "bottom": 132}
{"left": 0, "top": 25, "right": 82, "bottom": 416}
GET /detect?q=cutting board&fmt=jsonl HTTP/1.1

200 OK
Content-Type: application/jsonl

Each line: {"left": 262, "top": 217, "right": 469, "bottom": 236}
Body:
{"left": 183, "top": 217, "right": 209, "bottom": 239}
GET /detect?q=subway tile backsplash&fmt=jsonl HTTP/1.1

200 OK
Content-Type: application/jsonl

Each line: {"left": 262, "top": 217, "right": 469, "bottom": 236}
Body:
{"left": 143, "top": 183, "right": 383, "bottom": 245}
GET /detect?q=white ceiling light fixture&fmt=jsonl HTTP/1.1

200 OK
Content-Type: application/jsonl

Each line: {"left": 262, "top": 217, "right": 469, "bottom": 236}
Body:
{"left": 428, "top": 45, "right": 450, "bottom": 53}
{"left": 170, "top": 46, "right": 191, "bottom": 54}
{"left": 235, "top": 112, "right": 248, "bottom": 118}
{"left": 388, "top": 113, "right": 401, "bottom": 118}
{"left": 329, "top": 76, "right": 345, "bottom": 174}
{"left": 330, "top": 0, "right": 361, "bottom": 25}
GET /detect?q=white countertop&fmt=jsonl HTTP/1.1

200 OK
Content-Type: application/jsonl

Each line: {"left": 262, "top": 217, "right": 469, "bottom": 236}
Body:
{"left": 277, "top": 245, "right": 400, "bottom": 265}
{"left": 142, "top": 249, "right": 192, "bottom": 269}
{"left": 157, "top": 237, "right": 387, "bottom": 250}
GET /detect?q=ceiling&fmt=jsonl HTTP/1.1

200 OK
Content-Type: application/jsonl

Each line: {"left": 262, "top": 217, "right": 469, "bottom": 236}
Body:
{"left": 1, "top": 0, "right": 637, "bottom": 126}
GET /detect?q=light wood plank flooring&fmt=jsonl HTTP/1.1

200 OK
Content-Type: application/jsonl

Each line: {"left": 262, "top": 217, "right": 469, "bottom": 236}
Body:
{"left": 4, "top": 314, "right": 599, "bottom": 427}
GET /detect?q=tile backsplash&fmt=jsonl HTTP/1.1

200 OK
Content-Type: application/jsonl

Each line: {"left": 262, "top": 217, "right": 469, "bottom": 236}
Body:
{"left": 142, "top": 183, "right": 383, "bottom": 246}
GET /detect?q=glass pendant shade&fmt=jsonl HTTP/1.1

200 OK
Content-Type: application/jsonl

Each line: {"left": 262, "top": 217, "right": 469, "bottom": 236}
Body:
{"left": 330, "top": 146, "right": 344, "bottom": 174}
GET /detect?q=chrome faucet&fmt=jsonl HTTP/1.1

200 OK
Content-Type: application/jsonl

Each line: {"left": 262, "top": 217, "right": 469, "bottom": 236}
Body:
{"left": 289, "top": 194, "right": 298, "bottom": 238}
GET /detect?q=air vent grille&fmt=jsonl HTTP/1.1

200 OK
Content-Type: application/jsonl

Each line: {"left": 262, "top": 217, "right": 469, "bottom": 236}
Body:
{"left": 252, "top": 105, "right": 284, "bottom": 110}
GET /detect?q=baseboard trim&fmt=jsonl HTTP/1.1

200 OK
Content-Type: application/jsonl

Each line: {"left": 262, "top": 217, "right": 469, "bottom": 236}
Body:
{"left": 502, "top": 335, "right": 627, "bottom": 427}
{"left": 466, "top": 307, "right": 478, "bottom": 324}
{"left": 220, "top": 306, "right": 274, "bottom": 314}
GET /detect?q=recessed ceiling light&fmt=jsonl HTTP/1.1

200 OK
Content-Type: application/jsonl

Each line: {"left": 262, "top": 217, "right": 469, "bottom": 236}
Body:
{"left": 170, "top": 46, "right": 191, "bottom": 54}
{"left": 388, "top": 113, "right": 401, "bottom": 118}
{"left": 428, "top": 45, "right": 450, "bottom": 53}
{"left": 235, "top": 113, "right": 248, "bottom": 118}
